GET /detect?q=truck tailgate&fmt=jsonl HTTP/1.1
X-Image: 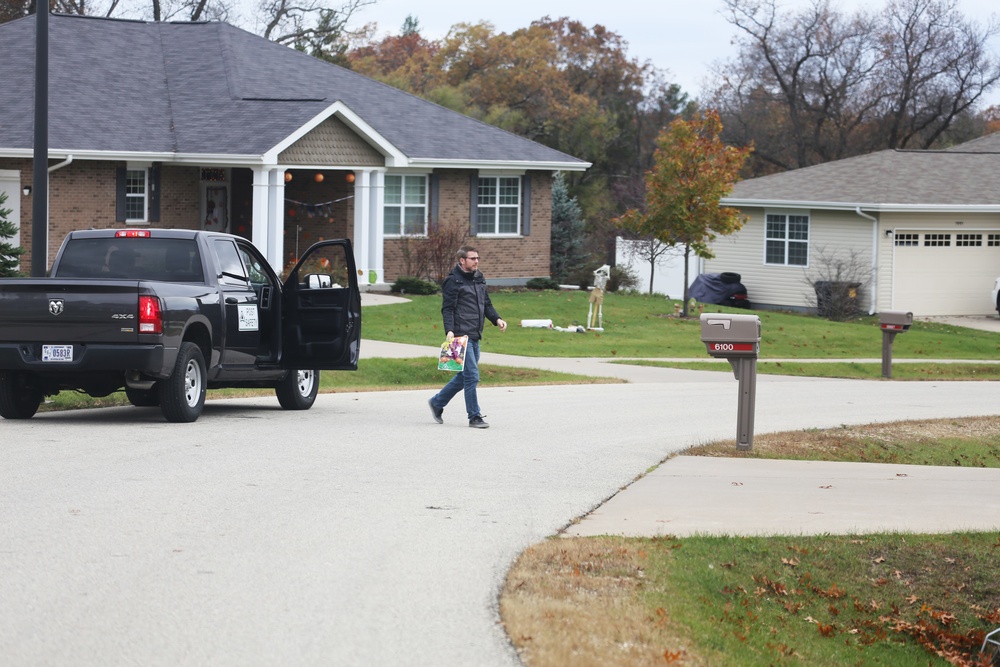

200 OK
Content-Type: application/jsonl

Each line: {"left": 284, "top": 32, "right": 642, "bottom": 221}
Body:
{"left": 0, "top": 280, "right": 146, "bottom": 344}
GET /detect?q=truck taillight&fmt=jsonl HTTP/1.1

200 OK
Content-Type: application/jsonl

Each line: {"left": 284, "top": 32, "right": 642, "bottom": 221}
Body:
{"left": 115, "top": 230, "right": 151, "bottom": 238}
{"left": 138, "top": 296, "right": 162, "bottom": 334}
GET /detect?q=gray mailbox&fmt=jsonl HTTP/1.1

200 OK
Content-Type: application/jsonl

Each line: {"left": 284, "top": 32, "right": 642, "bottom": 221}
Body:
{"left": 878, "top": 310, "right": 912, "bottom": 378}
{"left": 700, "top": 313, "right": 761, "bottom": 451}
{"left": 701, "top": 314, "right": 761, "bottom": 358}
{"left": 879, "top": 310, "right": 913, "bottom": 332}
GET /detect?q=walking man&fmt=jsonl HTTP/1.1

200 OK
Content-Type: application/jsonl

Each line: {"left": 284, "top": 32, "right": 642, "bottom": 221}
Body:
{"left": 428, "top": 246, "right": 507, "bottom": 428}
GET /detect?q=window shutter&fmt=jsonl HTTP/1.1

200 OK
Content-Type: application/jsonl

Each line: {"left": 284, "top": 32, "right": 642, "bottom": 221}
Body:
{"left": 522, "top": 174, "right": 531, "bottom": 237}
{"left": 148, "top": 163, "right": 161, "bottom": 222}
{"left": 469, "top": 173, "right": 478, "bottom": 236}
{"left": 115, "top": 166, "right": 127, "bottom": 222}
{"left": 429, "top": 172, "right": 440, "bottom": 233}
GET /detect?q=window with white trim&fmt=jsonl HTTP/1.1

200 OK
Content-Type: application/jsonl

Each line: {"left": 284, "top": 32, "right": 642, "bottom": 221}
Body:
{"left": 476, "top": 176, "right": 520, "bottom": 235}
{"left": 383, "top": 174, "right": 427, "bottom": 236}
{"left": 989, "top": 234, "right": 1000, "bottom": 247}
{"left": 125, "top": 169, "right": 148, "bottom": 221}
{"left": 765, "top": 212, "right": 809, "bottom": 266}
{"left": 894, "top": 233, "right": 919, "bottom": 246}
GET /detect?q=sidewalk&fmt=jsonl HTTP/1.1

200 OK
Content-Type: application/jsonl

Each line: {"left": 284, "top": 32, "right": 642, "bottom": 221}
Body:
{"left": 564, "top": 456, "right": 1000, "bottom": 537}
{"left": 360, "top": 333, "right": 1000, "bottom": 537}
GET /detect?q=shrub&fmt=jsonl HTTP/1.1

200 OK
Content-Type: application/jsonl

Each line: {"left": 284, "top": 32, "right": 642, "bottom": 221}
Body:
{"left": 606, "top": 265, "right": 638, "bottom": 292}
{"left": 525, "top": 277, "right": 560, "bottom": 290}
{"left": 391, "top": 276, "right": 440, "bottom": 295}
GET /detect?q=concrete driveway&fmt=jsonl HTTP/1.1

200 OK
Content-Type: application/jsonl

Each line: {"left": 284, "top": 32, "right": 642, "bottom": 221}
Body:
{"left": 3, "top": 363, "right": 1000, "bottom": 666}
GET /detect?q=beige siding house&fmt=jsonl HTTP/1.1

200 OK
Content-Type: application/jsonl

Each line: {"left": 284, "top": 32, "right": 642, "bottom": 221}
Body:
{"left": 711, "top": 133, "right": 1000, "bottom": 317}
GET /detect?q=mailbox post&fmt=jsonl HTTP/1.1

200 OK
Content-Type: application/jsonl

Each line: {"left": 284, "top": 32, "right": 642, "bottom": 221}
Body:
{"left": 878, "top": 310, "right": 912, "bottom": 378}
{"left": 700, "top": 313, "right": 761, "bottom": 451}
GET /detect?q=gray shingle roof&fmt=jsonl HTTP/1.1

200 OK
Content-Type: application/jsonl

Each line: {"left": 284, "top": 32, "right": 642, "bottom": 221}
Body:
{"left": 0, "top": 14, "right": 588, "bottom": 167}
{"left": 725, "top": 140, "right": 1000, "bottom": 209}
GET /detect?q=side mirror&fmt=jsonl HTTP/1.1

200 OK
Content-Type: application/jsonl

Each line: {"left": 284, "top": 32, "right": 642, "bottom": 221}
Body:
{"left": 305, "top": 274, "right": 333, "bottom": 289}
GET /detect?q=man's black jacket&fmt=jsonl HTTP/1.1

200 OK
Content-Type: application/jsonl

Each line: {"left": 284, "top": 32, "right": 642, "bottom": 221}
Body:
{"left": 441, "top": 264, "right": 500, "bottom": 341}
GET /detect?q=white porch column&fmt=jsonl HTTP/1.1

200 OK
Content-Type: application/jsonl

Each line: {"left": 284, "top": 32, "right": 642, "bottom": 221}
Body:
{"left": 267, "top": 168, "right": 285, "bottom": 272}
{"left": 368, "top": 170, "right": 385, "bottom": 284}
{"left": 352, "top": 169, "right": 372, "bottom": 283}
{"left": 251, "top": 167, "right": 270, "bottom": 260}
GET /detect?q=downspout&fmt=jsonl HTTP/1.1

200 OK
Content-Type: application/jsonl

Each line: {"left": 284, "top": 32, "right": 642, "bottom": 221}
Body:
{"left": 855, "top": 207, "right": 878, "bottom": 315}
{"left": 47, "top": 154, "right": 73, "bottom": 173}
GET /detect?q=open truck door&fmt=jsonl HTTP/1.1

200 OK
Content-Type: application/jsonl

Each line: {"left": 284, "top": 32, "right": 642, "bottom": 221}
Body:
{"left": 280, "top": 240, "right": 361, "bottom": 370}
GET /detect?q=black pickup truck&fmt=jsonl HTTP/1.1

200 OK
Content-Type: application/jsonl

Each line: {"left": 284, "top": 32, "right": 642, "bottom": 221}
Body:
{"left": 0, "top": 229, "right": 361, "bottom": 422}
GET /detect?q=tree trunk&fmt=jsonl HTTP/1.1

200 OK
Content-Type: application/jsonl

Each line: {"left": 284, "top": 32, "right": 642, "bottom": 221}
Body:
{"left": 648, "top": 261, "right": 655, "bottom": 295}
{"left": 681, "top": 244, "right": 691, "bottom": 317}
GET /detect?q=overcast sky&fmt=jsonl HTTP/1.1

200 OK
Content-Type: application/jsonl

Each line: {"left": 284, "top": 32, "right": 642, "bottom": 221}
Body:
{"left": 345, "top": 0, "right": 1000, "bottom": 105}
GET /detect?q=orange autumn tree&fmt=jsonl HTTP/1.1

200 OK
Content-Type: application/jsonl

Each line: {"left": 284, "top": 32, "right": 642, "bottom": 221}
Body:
{"left": 616, "top": 110, "right": 752, "bottom": 316}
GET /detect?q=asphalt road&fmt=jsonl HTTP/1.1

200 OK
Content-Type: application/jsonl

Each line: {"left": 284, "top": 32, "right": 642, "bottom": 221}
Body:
{"left": 3, "top": 369, "right": 1000, "bottom": 666}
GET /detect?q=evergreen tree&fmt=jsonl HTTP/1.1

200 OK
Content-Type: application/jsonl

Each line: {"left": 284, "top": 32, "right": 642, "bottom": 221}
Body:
{"left": 0, "top": 191, "right": 26, "bottom": 277}
{"left": 549, "top": 172, "right": 587, "bottom": 284}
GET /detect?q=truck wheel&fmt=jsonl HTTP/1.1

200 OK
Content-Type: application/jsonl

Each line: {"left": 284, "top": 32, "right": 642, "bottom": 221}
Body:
{"left": 160, "top": 342, "right": 206, "bottom": 423}
{"left": 125, "top": 385, "right": 160, "bottom": 407}
{"left": 276, "top": 369, "right": 319, "bottom": 410}
{"left": 0, "top": 372, "right": 43, "bottom": 419}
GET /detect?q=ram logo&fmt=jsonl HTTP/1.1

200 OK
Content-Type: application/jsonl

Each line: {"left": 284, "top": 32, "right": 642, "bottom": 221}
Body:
{"left": 48, "top": 299, "right": 64, "bottom": 316}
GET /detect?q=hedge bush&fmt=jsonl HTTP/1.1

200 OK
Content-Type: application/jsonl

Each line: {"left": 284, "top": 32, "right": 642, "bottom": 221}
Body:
{"left": 525, "top": 277, "right": 561, "bottom": 290}
{"left": 391, "top": 276, "right": 440, "bottom": 295}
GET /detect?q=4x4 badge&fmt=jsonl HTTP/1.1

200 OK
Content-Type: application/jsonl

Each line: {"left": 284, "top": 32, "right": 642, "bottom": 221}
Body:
{"left": 49, "top": 299, "right": 64, "bottom": 316}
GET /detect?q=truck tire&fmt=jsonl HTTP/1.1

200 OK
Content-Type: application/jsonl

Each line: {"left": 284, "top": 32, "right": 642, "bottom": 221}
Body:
{"left": 125, "top": 385, "right": 160, "bottom": 407}
{"left": 276, "top": 369, "right": 319, "bottom": 410}
{"left": 0, "top": 372, "right": 43, "bottom": 419}
{"left": 160, "top": 342, "right": 206, "bottom": 423}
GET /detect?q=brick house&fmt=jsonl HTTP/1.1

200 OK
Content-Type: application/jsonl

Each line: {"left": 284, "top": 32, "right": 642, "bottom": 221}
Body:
{"left": 0, "top": 14, "right": 589, "bottom": 283}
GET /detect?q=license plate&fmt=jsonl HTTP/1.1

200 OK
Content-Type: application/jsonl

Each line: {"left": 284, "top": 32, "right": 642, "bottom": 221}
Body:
{"left": 42, "top": 345, "right": 74, "bottom": 362}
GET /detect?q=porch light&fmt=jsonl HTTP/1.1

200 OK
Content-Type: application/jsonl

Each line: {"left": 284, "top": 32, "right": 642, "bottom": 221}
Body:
{"left": 22, "top": 185, "right": 31, "bottom": 196}
{"left": 284, "top": 172, "right": 292, "bottom": 183}
{"left": 345, "top": 172, "right": 355, "bottom": 184}
{"left": 314, "top": 173, "right": 324, "bottom": 183}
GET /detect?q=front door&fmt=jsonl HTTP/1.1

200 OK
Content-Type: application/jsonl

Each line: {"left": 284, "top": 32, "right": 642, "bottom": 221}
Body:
{"left": 280, "top": 240, "right": 361, "bottom": 370}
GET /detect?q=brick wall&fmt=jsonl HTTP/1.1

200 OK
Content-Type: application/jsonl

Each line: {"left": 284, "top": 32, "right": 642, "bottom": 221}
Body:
{"left": 0, "top": 159, "right": 554, "bottom": 281}
{"left": 0, "top": 159, "right": 203, "bottom": 273}
{"left": 382, "top": 170, "right": 552, "bottom": 284}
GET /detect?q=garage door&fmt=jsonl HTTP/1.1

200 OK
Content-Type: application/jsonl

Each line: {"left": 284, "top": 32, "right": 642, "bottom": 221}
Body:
{"left": 892, "top": 231, "right": 1000, "bottom": 316}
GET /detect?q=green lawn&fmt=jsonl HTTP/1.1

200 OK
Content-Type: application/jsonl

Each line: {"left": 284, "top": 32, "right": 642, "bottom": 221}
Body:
{"left": 363, "top": 291, "right": 1000, "bottom": 360}
{"left": 619, "top": 360, "right": 1000, "bottom": 380}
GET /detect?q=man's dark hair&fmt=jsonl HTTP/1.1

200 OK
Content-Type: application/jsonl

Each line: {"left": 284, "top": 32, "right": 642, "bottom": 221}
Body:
{"left": 456, "top": 245, "right": 478, "bottom": 260}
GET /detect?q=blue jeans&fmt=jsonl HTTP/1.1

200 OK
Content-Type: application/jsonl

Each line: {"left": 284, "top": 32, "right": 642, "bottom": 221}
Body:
{"left": 431, "top": 338, "right": 481, "bottom": 420}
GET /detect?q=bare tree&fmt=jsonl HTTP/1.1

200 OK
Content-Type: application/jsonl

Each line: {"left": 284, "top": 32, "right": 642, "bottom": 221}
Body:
{"left": 618, "top": 234, "right": 676, "bottom": 296}
{"left": 872, "top": 0, "right": 1000, "bottom": 149}
{"left": 13, "top": 0, "right": 372, "bottom": 54}
{"left": 711, "top": 0, "right": 1000, "bottom": 175}
{"left": 256, "top": 0, "right": 373, "bottom": 55}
